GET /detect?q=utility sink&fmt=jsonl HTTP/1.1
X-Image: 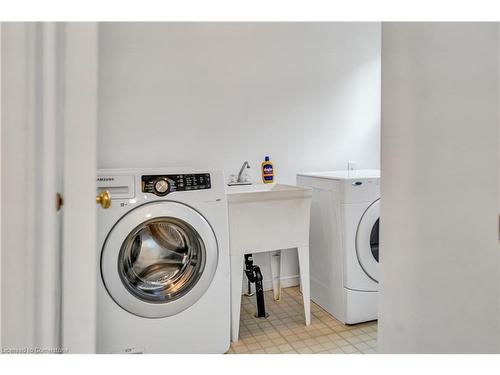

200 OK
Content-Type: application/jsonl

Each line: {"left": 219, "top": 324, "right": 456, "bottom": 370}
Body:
{"left": 227, "top": 183, "right": 311, "bottom": 202}
{"left": 226, "top": 183, "right": 312, "bottom": 254}
{"left": 226, "top": 183, "right": 313, "bottom": 341}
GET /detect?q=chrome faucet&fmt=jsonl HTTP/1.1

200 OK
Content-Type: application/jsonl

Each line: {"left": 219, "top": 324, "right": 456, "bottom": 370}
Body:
{"left": 237, "top": 161, "right": 250, "bottom": 182}
{"left": 228, "top": 161, "right": 252, "bottom": 186}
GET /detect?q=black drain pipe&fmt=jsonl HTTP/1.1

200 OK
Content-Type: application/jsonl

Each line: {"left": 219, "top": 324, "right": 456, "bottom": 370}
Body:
{"left": 244, "top": 254, "right": 267, "bottom": 318}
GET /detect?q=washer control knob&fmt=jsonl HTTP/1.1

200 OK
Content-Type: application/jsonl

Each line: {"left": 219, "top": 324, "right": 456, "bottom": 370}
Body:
{"left": 154, "top": 178, "right": 169, "bottom": 195}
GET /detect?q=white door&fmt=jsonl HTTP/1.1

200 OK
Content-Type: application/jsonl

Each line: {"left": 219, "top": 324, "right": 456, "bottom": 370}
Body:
{"left": 379, "top": 22, "right": 500, "bottom": 353}
{"left": 0, "top": 22, "right": 98, "bottom": 353}
{"left": 1, "top": 22, "right": 63, "bottom": 351}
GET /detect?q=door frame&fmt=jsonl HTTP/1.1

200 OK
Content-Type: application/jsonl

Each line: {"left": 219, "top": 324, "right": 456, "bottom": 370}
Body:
{"left": 0, "top": 22, "right": 98, "bottom": 353}
{"left": 60, "top": 22, "right": 98, "bottom": 354}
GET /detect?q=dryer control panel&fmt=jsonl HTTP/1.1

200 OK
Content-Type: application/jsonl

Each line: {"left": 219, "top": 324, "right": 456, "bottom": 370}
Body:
{"left": 142, "top": 173, "right": 211, "bottom": 196}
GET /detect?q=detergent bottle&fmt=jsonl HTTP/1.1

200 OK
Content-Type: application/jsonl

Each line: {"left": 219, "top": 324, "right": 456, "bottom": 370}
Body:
{"left": 261, "top": 156, "right": 274, "bottom": 183}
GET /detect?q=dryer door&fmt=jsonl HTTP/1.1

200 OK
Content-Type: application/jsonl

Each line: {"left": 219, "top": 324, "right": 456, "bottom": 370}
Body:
{"left": 355, "top": 199, "right": 380, "bottom": 282}
{"left": 101, "top": 201, "right": 218, "bottom": 318}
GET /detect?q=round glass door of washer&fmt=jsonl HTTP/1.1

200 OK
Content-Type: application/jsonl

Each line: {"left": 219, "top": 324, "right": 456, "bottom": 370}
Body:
{"left": 101, "top": 201, "right": 218, "bottom": 318}
{"left": 355, "top": 199, "right": 380, "bottom": 282}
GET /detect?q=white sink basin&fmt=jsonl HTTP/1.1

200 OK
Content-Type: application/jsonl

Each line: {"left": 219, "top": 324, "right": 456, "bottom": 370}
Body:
{"left": 227, "top": 183, "right": 311, "bottom": 202}
{"left": 226, "top": 183, "right": 312, "bottom": 254}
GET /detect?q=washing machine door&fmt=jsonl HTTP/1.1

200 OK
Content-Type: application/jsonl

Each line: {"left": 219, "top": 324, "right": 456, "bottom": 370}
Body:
{"left": 101, "top": 201, "right": 218, "bottom": 318}
{"left": 355, "top": 199, "right": 380, "bottom": 282}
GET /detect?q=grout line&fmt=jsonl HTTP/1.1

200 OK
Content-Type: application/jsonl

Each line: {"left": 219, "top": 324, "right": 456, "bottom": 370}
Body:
{"left": 229, "top": 286, "right": 378, "bottom": 354}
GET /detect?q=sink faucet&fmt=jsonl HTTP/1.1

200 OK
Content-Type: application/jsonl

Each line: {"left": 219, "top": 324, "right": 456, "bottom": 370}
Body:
{"left": 228, "top": 161, "right": 252, "bottom": 186}
{"left": 237, "top": 161, "right": 250, "bottom": 183}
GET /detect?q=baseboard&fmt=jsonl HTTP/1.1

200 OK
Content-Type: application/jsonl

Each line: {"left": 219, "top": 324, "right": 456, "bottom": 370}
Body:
{"left": 241, "top": 275, "right": 300, "bottom": 294}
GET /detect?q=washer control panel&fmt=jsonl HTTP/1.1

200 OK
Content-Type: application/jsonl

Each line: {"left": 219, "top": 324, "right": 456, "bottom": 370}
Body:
{"left": 142, "top": 173, "right": 211, "bottom": 196}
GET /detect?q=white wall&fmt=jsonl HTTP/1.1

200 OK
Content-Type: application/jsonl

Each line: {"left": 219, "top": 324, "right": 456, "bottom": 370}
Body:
{"left": 379, "top": 23, "right": 500, "bottom": 353}
{"left": 98, "top": 22, "right": 381, "bottom": 287}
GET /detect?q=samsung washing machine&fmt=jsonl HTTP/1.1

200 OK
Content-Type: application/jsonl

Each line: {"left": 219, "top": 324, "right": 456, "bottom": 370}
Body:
{"left": 96, "top": 168, "right": 230, "bottom": 353}
{"left": 297, "top": 169, "right": 380, "bottom": 324}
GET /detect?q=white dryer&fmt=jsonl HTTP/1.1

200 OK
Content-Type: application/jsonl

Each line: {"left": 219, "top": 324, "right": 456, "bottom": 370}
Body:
{"left": 297, "top": 169, "right": 380, "bottom": 324}
{"left": 96, "top": 168, "right": 230, "bottom": 353}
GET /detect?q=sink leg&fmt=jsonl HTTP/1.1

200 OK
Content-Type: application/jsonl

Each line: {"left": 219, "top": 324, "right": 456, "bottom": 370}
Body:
{"left": 243, "top": 279, "right": 254, "bottom": 297}
{"left": 230, "top": 254, "right": 245, "bottom": 342}
{"left": 270, "top": 250, "right": 282, "bottom": 301}
{"left": 298, "top": 246, "right": 311, "bottom": 326}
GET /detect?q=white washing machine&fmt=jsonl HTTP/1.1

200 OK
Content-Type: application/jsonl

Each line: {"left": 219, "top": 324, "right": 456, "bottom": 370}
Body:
{"left": 96, "top": 168, "right": 230, "bottom": 353}
{"left": 297, "top": 169, "right": 380, "bottom": 324}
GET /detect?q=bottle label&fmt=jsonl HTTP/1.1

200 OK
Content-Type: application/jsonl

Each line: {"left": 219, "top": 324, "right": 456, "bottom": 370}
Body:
{"left": 263, "top": 165, "right": 273, "bottom": 174}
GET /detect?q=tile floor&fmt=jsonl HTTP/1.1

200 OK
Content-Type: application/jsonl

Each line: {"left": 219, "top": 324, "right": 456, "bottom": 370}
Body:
{"left": 227, "top": 286, "right": 377, "bottom": 354}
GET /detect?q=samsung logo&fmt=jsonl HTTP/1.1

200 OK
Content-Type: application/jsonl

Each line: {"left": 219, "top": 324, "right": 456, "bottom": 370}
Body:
{"left": 97, "top": 177, "right": 114, "bottom": 181}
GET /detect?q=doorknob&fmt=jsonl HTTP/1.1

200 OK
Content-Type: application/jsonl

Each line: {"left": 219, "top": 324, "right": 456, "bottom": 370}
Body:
{"left": 96, "top": 190, "right": 111, "bottom": 209}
